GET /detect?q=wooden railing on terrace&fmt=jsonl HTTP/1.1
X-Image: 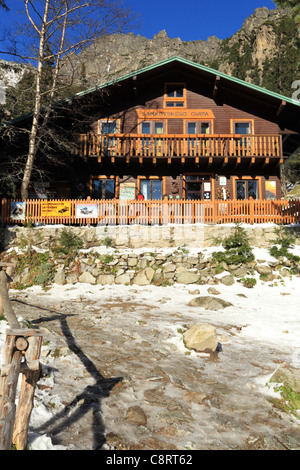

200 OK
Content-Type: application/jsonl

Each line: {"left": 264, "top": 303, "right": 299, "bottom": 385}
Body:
{"left": 2, "top": 198, "right": 299, "bottom": 226}
{"left": 74, "top": 134, "right": 283, "bottom": 158}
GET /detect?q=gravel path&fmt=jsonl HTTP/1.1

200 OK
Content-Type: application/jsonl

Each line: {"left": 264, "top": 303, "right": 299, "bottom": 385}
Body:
{"left": 9, "top": 284, "right": 300, "bottom": 451}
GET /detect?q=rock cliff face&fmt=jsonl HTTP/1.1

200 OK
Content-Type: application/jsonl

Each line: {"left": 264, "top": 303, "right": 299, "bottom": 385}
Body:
{"left": 66, "top": 6, "right": 297, "bottom": 97}
{"left": 0, "top": 6, "right": 297, "bottom": 97}
{"left": 0, "top": 59, "right": 27, "bottom": 88}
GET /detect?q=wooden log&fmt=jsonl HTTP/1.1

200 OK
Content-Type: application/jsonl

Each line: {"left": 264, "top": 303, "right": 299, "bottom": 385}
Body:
{"left": 0, "top": 270, "right": 19, "bottom": 329}
{"left": 13, "top": 334, "right": 42, "bottom": 450}
{"left": 0, "top": 336, "right": 22, "bottom": 450}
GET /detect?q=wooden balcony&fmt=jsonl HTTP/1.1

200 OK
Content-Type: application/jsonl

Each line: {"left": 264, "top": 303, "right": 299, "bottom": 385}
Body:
{"left": 74, "top": 133, "right": 283, "bottom": 159}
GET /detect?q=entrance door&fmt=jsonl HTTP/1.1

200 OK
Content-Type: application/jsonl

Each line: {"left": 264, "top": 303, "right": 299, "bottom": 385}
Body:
{"left": 185, "top": 175, "right": 212, "bottom": 200}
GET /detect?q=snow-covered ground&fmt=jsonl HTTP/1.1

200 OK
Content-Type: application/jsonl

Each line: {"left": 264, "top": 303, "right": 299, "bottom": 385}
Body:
{"left": 0, "top": 244, "right": 299, "bottom": 450}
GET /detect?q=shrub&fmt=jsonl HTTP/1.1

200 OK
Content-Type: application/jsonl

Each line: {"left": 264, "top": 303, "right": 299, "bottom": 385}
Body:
{"left": 56, "top": 228, "right": 83, "bottom": 256}
{"left": 269, "top": 226, "right": 300, "bottom": 262}
{"left": 240, "top": 277, "right": 257, "bottom": 288}
{"left": 212, "top": 224, "right": 254, "bottom": 265}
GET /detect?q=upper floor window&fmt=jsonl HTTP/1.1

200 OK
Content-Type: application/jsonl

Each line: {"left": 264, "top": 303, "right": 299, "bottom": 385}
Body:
{"left": 99, "top": 120, "right": 119, "bottom": 134}
{"left": 140, "top": 121, "right": 165, "bottom": 134}
{"left": 231, "top": 120, "right": 253, "bottom": 135}
{"left": 164, "top": 83, "right": 186, "bottom": 108}
{"left": 187, "top": 121, "right": 212, "bottom": 134}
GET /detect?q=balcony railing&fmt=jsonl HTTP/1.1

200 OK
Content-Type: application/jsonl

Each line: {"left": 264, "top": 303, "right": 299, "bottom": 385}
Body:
{"left": 74, "top": 134, "right": 283, "bottom": 159}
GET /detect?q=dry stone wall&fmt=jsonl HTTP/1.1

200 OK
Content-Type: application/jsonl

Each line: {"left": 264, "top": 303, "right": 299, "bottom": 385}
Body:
{"left": 1, "top": 224, "right": 299, "bottom": 289}
{"left": 2, "top": 224, "right": 300, "bottom": 252}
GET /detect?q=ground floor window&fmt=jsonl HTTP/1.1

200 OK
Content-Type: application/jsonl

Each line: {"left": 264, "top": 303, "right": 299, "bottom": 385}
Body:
{"left": 92, "top": 178, "right": 115, "bottom": 199}
{"left": 236, "top": 179, "right": 258, "bottom": 200}
{"left": 140, "top": 178, "right": 163, "bottom": 200}
{"left": 184, "top": 175, "right": 212, "bottom": 200}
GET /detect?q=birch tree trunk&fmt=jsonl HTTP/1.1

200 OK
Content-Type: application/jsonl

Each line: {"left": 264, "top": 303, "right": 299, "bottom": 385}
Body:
{"left": 21, "top": 0, "right": 50, "bottom": 200}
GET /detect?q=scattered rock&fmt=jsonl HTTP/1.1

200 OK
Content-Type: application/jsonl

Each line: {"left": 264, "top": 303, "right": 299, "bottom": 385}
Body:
{"left": 256, "top": 265, "right": 273, "bottom": 275}
{"left": 126, "top": 406, "right": 147, "bottom": 426}
{"left": 207, "top": 287, "right": 221, "bottom": 295}
{"left": 220, "top": 275, "right": 235, "bottom": 286}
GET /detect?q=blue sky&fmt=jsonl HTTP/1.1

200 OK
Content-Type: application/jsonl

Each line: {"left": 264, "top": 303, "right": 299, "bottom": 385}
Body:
{"left": 0, "top": 0, "right": 277, "bottom": 61}
{"left": 124, "top": 0, "right": 277, "bottom": 41}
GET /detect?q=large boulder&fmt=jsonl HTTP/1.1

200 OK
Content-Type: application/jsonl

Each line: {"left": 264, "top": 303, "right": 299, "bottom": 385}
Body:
{"left": 270, "top": 364, "right": 300, "bottom": 394}
{"left": 188, "top": 296, "right": 233, "bottom": 311}
{"left": 183, "top": 324, "right": 218, "bottom": 353}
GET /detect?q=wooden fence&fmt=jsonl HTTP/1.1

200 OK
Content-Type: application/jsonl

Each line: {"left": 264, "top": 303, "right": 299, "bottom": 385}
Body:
{"left": 2, "top": 198, "right": 300, "bottom": 226}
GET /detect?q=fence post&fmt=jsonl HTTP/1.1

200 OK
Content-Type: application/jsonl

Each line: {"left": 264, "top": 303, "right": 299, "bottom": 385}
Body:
{"left": 249, "top": 197, "right": 254, "bottom": 225}
{"left": 1, "top": 198, "right": 7, "bottom": 227}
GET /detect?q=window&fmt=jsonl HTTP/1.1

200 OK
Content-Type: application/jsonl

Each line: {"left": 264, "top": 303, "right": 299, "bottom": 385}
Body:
{"left": 164, "top": 83, "right": 186, "bottom": 108}
{"left": 99, "top": 120, "right": 119, "bottom": 156}
{"left": 236, "top": 180, "right": 258, "bottom": 200}
{"left": 140, "top": 122, "right": 165, "bottom": 156}
{"left": 92, "top": 178, "right": 115, "bottom": 199}
{"left": 186, "top": 122, "right": 211, "bottom": 156}
{"left": 140, "top": 121, "right": 164, "bottom": 134}
{"left": 234, "top": 122, "right": 251, "bottom": 134}
{"left": 184, "top": 175, "right": 212, "bottom": 200}
{"left": 100, "top": 121, "right": 118, "bottom": 134}
{"left": 187, "top": 122, "right": 211, "bottom": 134}
{"left": 140, "top": 178, "right": 163, "bottom": 200}
{"left": 231, "top": 121, "right": 253, "bottom": 155}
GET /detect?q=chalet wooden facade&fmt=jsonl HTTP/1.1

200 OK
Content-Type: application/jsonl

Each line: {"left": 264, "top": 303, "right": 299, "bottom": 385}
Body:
{"left": 63, "top": 56, "right": 300, "bottom": 205}
{"left": 3, "top": 56, "right": 300, "bottom": 225}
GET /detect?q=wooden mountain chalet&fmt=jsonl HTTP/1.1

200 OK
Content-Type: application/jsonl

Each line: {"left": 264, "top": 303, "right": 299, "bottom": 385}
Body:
{"left": 2, "top": 56, "right": 300, "bottom": 225}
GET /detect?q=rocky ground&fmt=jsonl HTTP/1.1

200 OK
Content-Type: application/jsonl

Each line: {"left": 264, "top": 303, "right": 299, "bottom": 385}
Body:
{"left": 8, "top": 276, "right": 300, "bottom": 451}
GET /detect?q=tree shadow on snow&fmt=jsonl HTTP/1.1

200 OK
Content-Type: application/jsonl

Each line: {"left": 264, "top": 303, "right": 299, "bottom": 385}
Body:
{"left": 12, "top": 299, "right": 123, "bottom": 450}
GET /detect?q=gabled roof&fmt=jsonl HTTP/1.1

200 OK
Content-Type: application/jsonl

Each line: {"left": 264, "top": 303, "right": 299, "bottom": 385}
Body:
{"left": 10, "top": 55, "right": 300, "bottom": 128}
{"left": 73, "top": 55, "right": 300, "bottom": 108}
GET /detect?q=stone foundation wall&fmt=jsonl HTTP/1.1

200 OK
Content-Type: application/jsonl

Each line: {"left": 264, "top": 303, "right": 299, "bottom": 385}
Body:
{"left": 2, "top": 224, "right": 300, "bottom": 251}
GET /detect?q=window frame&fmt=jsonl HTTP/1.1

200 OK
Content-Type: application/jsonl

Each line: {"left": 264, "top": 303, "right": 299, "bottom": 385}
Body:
{"left": 232, "top": 176, "right": 261, "bottom": 200}
{"left": 164, "top": 82, "right": 186, "bottom": 108}
{"left": 230, "top": 119, "right": 254, "bottom": 135}
{"left": 137, "top": 176, "right": 166, "bottom": 200}
{"left": 98, "top": 119, "right": 120, "bottom": 134}
{"left": 186, "top": 120, "right": 214, "bottom": 134}
{"left": 139, "top": 121, "right": 166, "bottom": 134}
{"left": 90, "top": 176, "right": 117, "bottom": 200}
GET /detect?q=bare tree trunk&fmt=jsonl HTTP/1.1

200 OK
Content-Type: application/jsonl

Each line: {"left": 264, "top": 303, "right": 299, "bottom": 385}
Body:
{"left": 21, "top": 0, "right": 50, "bottom": 200}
